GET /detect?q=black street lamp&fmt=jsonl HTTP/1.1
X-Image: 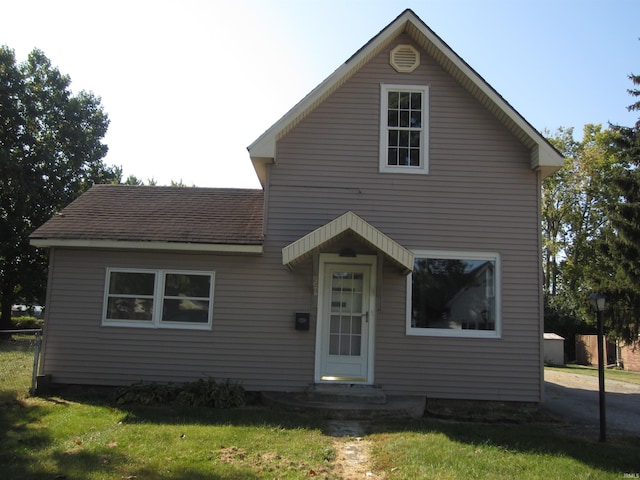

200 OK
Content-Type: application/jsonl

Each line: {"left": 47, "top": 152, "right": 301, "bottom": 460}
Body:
{"left": 589, "top": 293, "right": 607, "bottom": 442}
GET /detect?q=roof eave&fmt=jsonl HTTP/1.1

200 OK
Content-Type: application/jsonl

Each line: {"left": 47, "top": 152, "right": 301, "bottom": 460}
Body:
{"left": 282, "top": 211, "right": 414, "bottom": 274}
{"left": 30, "top": 238, "right": 264, "bottom": 254}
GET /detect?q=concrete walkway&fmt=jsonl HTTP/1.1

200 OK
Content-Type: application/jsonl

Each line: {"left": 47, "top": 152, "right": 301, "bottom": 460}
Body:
{"left": 543, "top": 369, "right": 640, "bottom": 437}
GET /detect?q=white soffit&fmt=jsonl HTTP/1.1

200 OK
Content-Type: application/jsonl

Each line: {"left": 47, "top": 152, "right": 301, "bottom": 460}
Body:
{"left": 30, "top": 238, "right": 264, "bottom": 254}
{"left": 282, "top": 211, "right": 414, "bottom": 274}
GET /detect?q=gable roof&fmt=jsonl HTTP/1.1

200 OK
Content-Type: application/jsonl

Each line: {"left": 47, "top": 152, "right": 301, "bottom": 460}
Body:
{"left": 282, "top": 211, "right": 414, "bottom": 274}
{"left": 30, "top": 184, "right": 264, "bottom": 253}
{"left": 248, "top": 9, "right": 563, "bottom": 186}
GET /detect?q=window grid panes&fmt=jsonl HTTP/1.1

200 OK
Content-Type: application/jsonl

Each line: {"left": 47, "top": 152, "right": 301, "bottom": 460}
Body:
{"left": 329, "top": 272, "right": 363, "bottom": 356}
{"left": 387, "top": 91, "right": 422, "bottom": 167}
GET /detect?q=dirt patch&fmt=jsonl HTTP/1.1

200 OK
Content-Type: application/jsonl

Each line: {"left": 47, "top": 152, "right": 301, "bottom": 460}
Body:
{"left": 333, "top": 436, "right": 384, "bottom": 480}
{"left": 216, "top": 445, "right": 333, "bottom": 477}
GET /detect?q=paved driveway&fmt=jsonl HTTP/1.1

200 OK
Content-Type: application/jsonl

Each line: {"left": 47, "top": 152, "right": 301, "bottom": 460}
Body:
{"left": 543, "top": 369, "right": 640, "bottom": 437}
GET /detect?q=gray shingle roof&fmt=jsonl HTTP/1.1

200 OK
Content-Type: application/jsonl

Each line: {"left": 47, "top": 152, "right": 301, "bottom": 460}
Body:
{"left": 30, "top": 184, "right": 264, "bottom": 246}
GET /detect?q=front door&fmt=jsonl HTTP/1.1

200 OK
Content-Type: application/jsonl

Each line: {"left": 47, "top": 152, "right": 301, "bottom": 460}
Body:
{"left": 316, "top": 254, "right": 376, "bottom": 384}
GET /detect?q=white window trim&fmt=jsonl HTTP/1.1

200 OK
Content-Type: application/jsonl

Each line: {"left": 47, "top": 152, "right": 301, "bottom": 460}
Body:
{"left": 379, "top": 83, "right": 429, "bottom": 175}
{"left": 102, "top": 268, "right": 215, "bottom": 330}
{"left": 406, "top": 250, "right": 501, "bottom": 339}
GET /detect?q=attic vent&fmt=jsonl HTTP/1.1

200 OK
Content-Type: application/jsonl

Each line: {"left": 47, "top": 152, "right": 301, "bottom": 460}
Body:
{"left": 390, "top": 44, "right": 420, "bottom": 73}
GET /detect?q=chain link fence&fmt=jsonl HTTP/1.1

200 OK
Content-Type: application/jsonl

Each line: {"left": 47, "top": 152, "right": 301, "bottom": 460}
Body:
{"left": 0, "top": 330, "right": 42, "bottom": 400}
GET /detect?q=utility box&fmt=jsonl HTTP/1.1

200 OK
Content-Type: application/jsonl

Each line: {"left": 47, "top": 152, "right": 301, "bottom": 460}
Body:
{"left": 295, "top": 312, "right": 310, "bottom": 331}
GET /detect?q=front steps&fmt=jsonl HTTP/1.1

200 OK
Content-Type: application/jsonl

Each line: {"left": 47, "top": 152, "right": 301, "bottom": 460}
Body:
{"left": 307, "top": 383, "right": 387, "bottom": 405}
{"left": 261, "top": 384, "right": 426, "bottom": 420}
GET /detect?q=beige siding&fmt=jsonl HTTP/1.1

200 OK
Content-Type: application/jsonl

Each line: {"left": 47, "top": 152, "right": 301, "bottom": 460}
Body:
{"left": 266, "top": 36, "right": 542, "bottom": 402}
{"left": 42, "top": 248, "right": 317, "bottom": 391}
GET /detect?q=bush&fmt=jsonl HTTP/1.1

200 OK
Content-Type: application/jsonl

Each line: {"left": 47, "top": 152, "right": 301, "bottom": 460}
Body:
{"left": 114, "top": 378, "right": 246, "bottom": 408}
{"left": 10, "top": 317, "right": 44, "bottom": 330}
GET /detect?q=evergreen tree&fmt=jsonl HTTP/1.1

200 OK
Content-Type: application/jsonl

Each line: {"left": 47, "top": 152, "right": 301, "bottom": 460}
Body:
{"left": 596, "top": 72, "right": 640, "bottom": 343}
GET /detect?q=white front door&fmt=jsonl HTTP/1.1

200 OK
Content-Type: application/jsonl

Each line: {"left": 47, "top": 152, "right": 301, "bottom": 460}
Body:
{"left": 316, "top": 254, "right": 376, "bottom": 384}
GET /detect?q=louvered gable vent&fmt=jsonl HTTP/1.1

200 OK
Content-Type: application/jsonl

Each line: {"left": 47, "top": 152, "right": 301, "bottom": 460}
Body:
{"left": 390, "top": 44, "right": 420, "bottom": 73}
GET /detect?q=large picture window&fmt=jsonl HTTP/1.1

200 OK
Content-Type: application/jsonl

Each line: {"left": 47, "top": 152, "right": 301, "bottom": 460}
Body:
{"left": 379, "top": 84, "right": 429, "bottom": 174}
{"left": 406, "top": 251, "right": 500, "bottom": 338}
{"left": 103, "top": 269, "right": 214, "bottom": 330}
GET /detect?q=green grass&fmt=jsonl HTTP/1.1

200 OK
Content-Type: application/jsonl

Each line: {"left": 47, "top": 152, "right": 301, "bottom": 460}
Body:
{"left": 1, "top": 393, "right": 639, "bottom": 479}
{"left": 0, "top": 396, "right": 337, "bottom": 479}
{"left": 0, "top": 334, "right": 37, "bottom": 402}
{"left": 546, "top": 364, "right": 640, "bottom": 385}
{"left": 369, "top": 418, "right": 640, "bottom": 479}
{"left": 2, "top": 344, "right": 640, "bottom": 479}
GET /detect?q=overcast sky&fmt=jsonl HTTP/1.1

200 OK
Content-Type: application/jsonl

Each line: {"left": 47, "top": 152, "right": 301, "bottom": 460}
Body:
{"left": 3, "top": 0, "right": 639, "bottom": 188}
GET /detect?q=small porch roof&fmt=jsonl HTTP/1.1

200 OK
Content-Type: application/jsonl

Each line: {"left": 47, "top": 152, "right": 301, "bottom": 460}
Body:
{"left": 282, "top": 211, "right": 414, "bottom": 274}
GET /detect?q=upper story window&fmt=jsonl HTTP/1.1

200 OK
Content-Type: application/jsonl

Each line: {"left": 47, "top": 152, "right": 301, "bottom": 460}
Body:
{"left": 406, "top": 250, "right": 501, "bottom": 338}
{"left": 379, "top": 84, "right": 429, "bottom": 174}
{"left": 103, "top": 268, "right": 215, "bottom": 330}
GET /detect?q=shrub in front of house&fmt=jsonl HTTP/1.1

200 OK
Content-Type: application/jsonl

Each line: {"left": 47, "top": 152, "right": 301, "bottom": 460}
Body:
{"left": 114, "top": 378, "right": 246, "bottom": 408}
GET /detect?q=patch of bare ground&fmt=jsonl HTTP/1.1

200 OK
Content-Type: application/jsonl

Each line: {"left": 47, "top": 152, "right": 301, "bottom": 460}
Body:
{"left": 217, "top": 445, "right": 334, "bottom": 478}
{"left": 333, "top": 436, "right": 384, "bottom": 480}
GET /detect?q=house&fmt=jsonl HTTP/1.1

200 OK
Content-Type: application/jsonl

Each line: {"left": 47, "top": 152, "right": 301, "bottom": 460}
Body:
{"left": 30, "top": 9, "right": 563, "bottom": 403}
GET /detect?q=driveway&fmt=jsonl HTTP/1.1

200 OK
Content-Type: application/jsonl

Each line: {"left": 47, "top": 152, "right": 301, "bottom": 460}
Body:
{"left": 543, "top": 369, "right": 640, "bottom": 437}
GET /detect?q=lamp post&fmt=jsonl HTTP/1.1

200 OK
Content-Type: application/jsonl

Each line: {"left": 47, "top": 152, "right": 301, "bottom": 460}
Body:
{"left": 589, "top": 293, "right": 607, "bottom": 442}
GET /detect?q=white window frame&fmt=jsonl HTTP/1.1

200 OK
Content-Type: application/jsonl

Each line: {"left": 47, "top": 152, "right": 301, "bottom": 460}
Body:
{"left": 379, "top": 84, "right": 429, "bottom": 175}
{"left": 102, "top": 268, "right": 215, "bottom": 330}
{"left": 406, "top": 250, "right": 501, "bottom": 339}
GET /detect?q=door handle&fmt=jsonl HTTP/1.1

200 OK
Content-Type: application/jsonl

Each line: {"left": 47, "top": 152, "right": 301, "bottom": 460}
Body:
{"left": 361, "top": 312, "right": 369, "bottom": 323}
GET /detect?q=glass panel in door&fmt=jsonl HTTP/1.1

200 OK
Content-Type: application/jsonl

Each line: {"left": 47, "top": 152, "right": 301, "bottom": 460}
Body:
{"left": 328, "top": 272, "right": 364, "bottom": 357}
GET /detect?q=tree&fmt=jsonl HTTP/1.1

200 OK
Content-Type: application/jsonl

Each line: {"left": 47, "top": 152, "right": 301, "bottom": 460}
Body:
{"left": 0, "top": 46, "right": 117, "bottom": 329}
{"left": 541, "top": 125, "right": 621, "bottom": 348}
{"left": 594, "top": 72, "right": 640, "bottom": 344}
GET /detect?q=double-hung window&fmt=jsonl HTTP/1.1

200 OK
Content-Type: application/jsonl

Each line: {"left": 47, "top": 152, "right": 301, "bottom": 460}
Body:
{"left": 103, "top": 268, "right": 215, "bottom": 330}
{"left": 406, "top": 251, "right": 501, "bottom": 338}
{"left": 379, "top": 84, "right": 429, "bottom": 174}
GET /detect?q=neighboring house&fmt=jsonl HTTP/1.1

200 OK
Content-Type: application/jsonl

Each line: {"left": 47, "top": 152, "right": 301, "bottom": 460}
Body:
{"left": 30, "top": 10, "right": 563, "bottom": 402}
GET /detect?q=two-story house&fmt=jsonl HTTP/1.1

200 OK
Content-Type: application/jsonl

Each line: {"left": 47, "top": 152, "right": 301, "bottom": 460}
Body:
{"left": 30, "top": 9, "right": 563, "bottom": 405}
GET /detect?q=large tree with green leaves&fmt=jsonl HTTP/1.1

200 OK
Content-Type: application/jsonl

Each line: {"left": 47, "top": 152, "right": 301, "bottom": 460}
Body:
{"left": 0, "top": 46, "right": 118, "bottom": 329}
{"left": 592, "top": 72, "right": 640, "bottom": 344}
{"left": 541, "top": 125, "right": 621, "bottom": 346}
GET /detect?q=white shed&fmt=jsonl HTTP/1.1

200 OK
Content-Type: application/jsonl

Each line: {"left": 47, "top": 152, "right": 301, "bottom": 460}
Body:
{"left": 543, "top": 333, "right": 565, "bottom": 366}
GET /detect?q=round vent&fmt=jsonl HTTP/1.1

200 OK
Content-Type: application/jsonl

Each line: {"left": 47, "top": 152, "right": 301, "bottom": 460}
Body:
{"left": 390, "top": 44, "right": 420, "bottom": 73}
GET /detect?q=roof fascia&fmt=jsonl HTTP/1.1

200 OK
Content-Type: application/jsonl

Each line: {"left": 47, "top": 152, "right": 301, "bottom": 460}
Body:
{"left": 30, "top": 238, "right": 263, "bottom": 254}
{"left": 402, "top": 18, "right": 564, "bottom": 176}
{"left": 282, "top": 211, "right": 414, "bottom": 274}
{"left": 247, "top": 13, "right": 407, "bottom": 186}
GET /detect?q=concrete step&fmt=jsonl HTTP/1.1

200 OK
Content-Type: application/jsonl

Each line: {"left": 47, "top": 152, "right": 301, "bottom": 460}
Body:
{"left": 307, "top": 384, "right": 387, "bottom": 405}
{"left": 261, "top": 391, "right": 426, "bottom": 420}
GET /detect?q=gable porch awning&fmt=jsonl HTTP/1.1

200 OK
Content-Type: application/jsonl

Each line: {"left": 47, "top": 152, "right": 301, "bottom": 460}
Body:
{"left": 282, "top": 211, "right": 414, "bottom": 274}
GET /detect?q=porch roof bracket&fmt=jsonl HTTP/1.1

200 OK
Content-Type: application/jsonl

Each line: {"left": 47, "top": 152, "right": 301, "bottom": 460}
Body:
{"left": 282, "top": 211, "right": 414, "bottom": 275}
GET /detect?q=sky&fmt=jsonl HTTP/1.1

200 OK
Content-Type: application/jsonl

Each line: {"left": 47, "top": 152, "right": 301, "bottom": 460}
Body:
{"left": 3, "top": 0, "right": 639, "bottom": 188}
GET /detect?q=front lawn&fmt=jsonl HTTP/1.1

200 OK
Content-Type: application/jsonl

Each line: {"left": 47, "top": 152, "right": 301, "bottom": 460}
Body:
{"left": 1, "top": 392, "right": 639, "bottom": 479}
{"left": 369, "top": 418, "right": 640, "bottom": 479}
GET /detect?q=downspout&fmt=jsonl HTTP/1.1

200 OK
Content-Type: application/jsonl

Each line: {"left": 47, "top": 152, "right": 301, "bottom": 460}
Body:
{"left": 536, "top": 169, "right": 545, "bottom": 403}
